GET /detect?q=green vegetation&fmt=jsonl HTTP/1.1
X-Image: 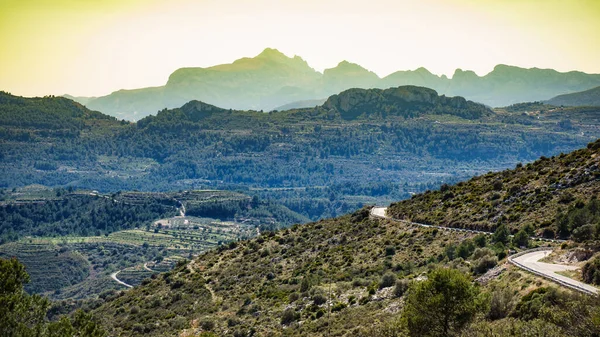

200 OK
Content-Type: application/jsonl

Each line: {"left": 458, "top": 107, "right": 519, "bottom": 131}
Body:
{"left": 388, "top": 139, "right": 600, "bottom": 241}
{"left": 0, "top": 187, "right": 307, "bottom": 301}
{"left": 0, "top": 188, "right": 177, "bottom": 243}
{"left": 547, "top": 85, "right": 600, "bottom": 107}
{"left": 582, "top": 256, "right": 600, "bottom": 285}
{"left": 82, "top": 141, "right": 600, "bottom": 336}
{"left": 2, "top": 139, "right": 600, "bottom": 336}
{"left": 0, "top": 257, "right": 106, "bottom": 337}
{"left": 402, "top": 268, "right": 481, "bottom": 336}
{"left": 87, "top": 204, "right": 600, "bottom": 336}
{"left": 3, "top": 89, "right": 600, "bottom": 222}
{"left": 0, "top": 242, "right": 89, "bottom": 294}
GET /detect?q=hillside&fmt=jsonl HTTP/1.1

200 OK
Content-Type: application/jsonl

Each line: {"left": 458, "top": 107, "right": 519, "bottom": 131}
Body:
{"left": 3, "top": 89, "right": 600, "bottom": 222}
{"left": 388, "top": 139, "right": 600, "bottom": 241}
{"left": 67, "top": 49, "right": 600, "bottom": 119}
{"left": 323, "top": 86, "right": 491, "bottom": 120}
{"left": 0, "top": 187, "right": 307, "bottom": 300}
{"left": 547, "top": 86, "right": 600, "bottom": 107}
{"left": 90, "top": 142, "right": 600, "bottom": 336}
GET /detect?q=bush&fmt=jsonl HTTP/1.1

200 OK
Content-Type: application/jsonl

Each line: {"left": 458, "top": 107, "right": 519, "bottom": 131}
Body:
{"left": 385, "top": 246, "right": 396, "bottom": 256}
{"left": 393, "top": 279, "right": 409, "bottom": 298}
{"left": 474, "top": 255, "right": 498, "bottom": 274}
{"left": 474, "top": 234, "right": 487, "bottom": 247}
{"left": 492, "top": 225, "right": 510, "bottom": 245}
{"left": 313, "top": 293, "right": 327, "bottom": 305}
{"left": 512, "top": 229, "right": 529, "bottom": 248}
{"left": 380, "top": 273, "right": 397, "bottom": 289}
{"left": 280, "top": 308, "right": 298, "bottom": 325}
{"left": 332, "top": 302, "right": 347, "bottom": 312}
{"left": 472, "top": 247, "right": 495, "bottom": 260}
{"left": 456, "top": 240, "right": 475, "bottom": 259}
{"left": 288, "top": 292, "right": 299, "bottom": 303}
{"left": 200, "top": 319, "right": 215, "bottom": 331}
{"left": 487, "top": 288, "right": 515, "bottom": 320}
{"left": 582, "top": 256, "right": 600, "bottom": 285}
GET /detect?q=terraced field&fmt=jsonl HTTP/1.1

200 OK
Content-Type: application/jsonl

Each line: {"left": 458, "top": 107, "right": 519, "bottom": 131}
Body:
{"left": 1, "top": 188, "right": 305, "bottom": 301}
{"left": 0, "top": 242, "right": 89, "bottom": 294}
{"left": 0, "top": 216, "right": 260, "bottom": 299}
{"left": 116, "top": 266, "right": 155, "bottom": 287}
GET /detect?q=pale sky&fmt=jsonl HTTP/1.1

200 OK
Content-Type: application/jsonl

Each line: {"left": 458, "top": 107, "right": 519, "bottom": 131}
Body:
{"left": 1, "top": 0, "right": 599, "bottom": 97}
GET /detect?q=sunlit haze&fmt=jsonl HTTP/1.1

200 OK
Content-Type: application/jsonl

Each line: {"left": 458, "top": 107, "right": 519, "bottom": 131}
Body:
{"left": 1, "top": 0, "right": 599, "bottom": 97}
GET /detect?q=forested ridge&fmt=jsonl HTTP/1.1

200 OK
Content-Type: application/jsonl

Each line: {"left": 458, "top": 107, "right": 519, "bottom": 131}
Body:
{"left": 2, "top": 86, "right": 600, "bottom": 221}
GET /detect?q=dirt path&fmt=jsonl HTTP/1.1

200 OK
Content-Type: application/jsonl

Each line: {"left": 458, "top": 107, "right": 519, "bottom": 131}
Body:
{"left": 143, "top": 262, "right": 154, "bottom": 272}
{"left": 110, "top": 270, "right": 133, "bottom": 288}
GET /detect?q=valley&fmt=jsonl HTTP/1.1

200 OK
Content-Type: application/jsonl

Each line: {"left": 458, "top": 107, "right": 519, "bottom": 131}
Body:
{"left": 3, "top": 87, "right": 600, "bottom": 222}
{"left": 2, "top": 91, "right": 600, "bottom": 336}
{"left": 0, "top": 186, "right": 306, "bottom": 300}
{"left": 3, "top": 2, "right": 600, "bottom": 336}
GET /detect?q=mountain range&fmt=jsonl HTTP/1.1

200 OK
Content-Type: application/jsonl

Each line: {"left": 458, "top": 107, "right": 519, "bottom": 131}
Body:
{"left": 68, "top": 48, "right": 600, "bottom": 120}
{"left": 3, "top": 87, "right": 600, "bottom": 222}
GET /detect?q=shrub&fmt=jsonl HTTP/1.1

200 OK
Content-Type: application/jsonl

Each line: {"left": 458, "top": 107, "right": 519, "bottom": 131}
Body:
{"left": 332, "top": 302, "right": 347, "bottom": 312}
{"left": 393, "top": 279, "right": 409, "bottom": 298}
{"left": 512, "top": 229, "right": 529, "bottom": 248}
{"left": 280, "top": 308, "right": 298, "bottom": 325}
{"left": 487, "top": 288, "right": 515, "bottom": 320}
{"left": 456, "top": 240, "right": 475, "bottom": 259}
{"left": 385, "top": 246, "right": 396, "bottom": 256}
{"left": 380, "top": 273, "right": 397, "bottom": 289}
{"left": 472, "top": 247, "right": 495, "bottom": 260}
{"left": 582, "top": 256, "right": 600, "bottom": 285}
{"left": 227, "top": 317, "right": 240, "bottom": 327}
{"left": 300, "top": 277, "right": 312, "bottom": 292}
{"left": 199, "top": 319, "right": 215, "bottom": 331}
{"left": 474, "top": 234, "right": 487, "bottom": 247}
{"left": 473, "top": 255, "right": 498, "bottom": 274}
{"left": 492, "top": 225, "right": 510, "bottom": 245}
{"left": 313, "top": 294, "right": 327, "bottom": 305}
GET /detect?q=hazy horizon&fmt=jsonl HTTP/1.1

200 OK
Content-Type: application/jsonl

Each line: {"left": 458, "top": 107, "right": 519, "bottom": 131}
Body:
{"left": 1, "top": 0, "right": 599, "bottom": 97}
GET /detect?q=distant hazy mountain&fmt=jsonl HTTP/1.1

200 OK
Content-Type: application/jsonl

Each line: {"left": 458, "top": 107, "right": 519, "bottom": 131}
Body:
{"left": 62, "top": 94, "right": 96, "bottom": 106}
{"left": 546, "top": 86, "right": 600, "bottom": 107}
{"left": 274, "top": 98, "right": 326, "bottom": 111}
{"left": 68, "top": 48, "right": 600, "bottom": 120}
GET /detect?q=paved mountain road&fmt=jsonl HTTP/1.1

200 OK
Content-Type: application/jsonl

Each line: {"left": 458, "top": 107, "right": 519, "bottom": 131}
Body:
{"left": 511, "top": 250, "right": 598, "bottom": 295}
{"left": 370, "top": 206, "right": 597, "bottom": 295}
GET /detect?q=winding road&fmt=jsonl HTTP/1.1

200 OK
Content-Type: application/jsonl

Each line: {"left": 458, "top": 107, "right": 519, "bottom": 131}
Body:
{"left": 143, "top": 262, "right": 154, "bottom": 272}
{"left": 371, "top": 206, "right": 598, "bottom": 295}
{"left": 510, "top": 250, "right": 598, "bottom": 295}
{"left": 371, "top": 207, "right": 493, "bottom": 235}
{"left": 110, "top": 270, "right": 133, "bottom": 288}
